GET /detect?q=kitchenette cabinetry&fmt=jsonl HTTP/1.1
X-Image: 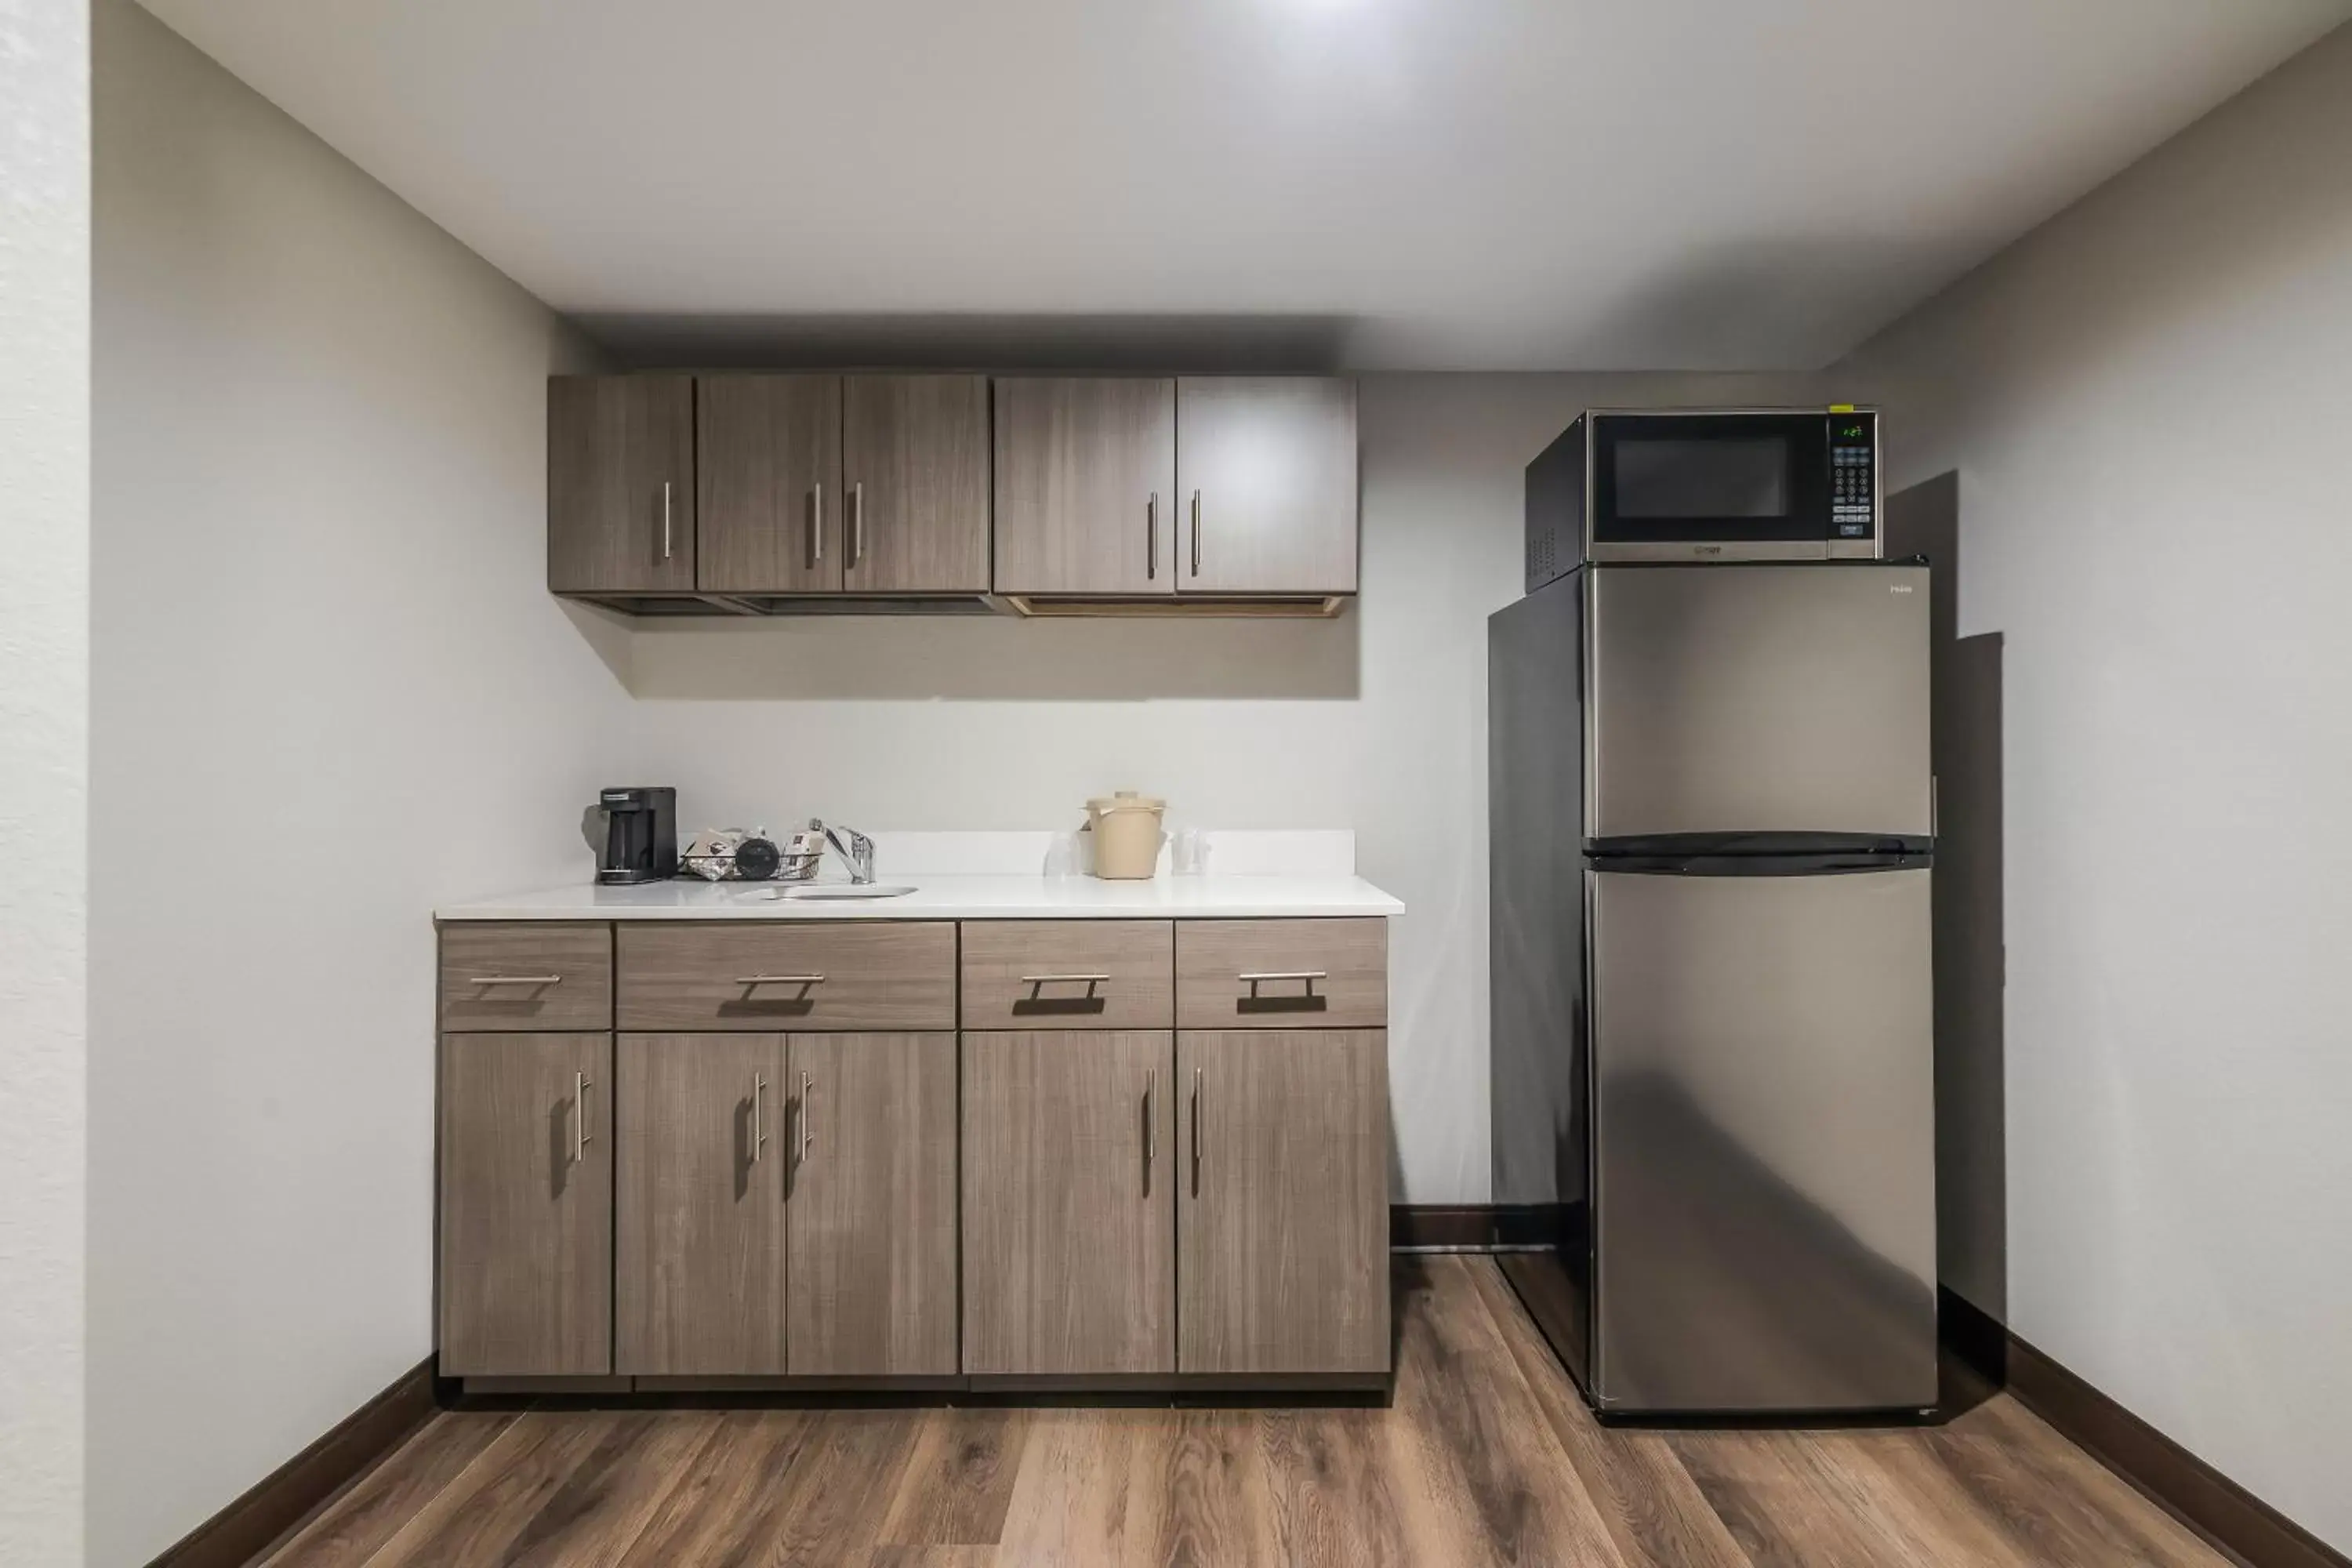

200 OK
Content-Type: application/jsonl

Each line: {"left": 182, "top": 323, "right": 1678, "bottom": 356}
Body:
{"left": 435, "top": 907, "right": 1393, "bottom": 1392}
{"left": 990, "top": 375, "right": 1359, "bottom": 605}
{"left": 550, "top": 372, "right": 1359, "bottom": 615}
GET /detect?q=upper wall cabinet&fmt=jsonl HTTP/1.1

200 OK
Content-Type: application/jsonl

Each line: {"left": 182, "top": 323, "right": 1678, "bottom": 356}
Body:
{"left": 991, "top": 375, "right": 1357, "bottom": 606}
{"left": 698, "top": 374, "right": 843, "bottom": 596}
{"left": 551, "top": 370, "right": 1358, "bottom": 615}
{"left": 842, "top": 375, "right": 993, "bottom": 594}
{"left": 1177, "top": 378, "right": 1359, "bottom": 597}
{"left": 698, "top": 373, "right": 990, "bottom": 599}
{"left": 548, "top": 376, "right": 696, "bottom": 596}
{"left": 993, "top": 377, "right": 1178, "bottom": 597}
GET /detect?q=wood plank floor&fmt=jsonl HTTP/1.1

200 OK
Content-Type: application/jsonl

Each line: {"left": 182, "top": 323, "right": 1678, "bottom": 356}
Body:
{"left": 255, "top": 1258, "right": 2229, "bottom": 1567}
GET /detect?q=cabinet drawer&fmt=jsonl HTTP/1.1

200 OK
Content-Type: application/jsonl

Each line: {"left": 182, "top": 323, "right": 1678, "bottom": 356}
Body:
{"left": 1175, "top": 918, "right": 1386, "bottom": 1029}
{"left": 617, "top": 923, "right": 955, "bottom": 1031}
{"left": 960, "top": 920, "right": 1173, "bottom": 1029}
{"left": 438, "top": 924, "right": 612, "bottom": 1032}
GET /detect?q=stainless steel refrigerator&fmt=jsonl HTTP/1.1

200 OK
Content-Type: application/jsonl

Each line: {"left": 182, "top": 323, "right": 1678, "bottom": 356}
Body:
{"left": 1490, "top": 561, "right": 1938, "bottom": 1416}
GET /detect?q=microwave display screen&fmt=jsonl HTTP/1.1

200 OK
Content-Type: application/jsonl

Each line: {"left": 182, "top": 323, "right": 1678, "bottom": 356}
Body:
{"left": 1613, "top": 438, "right": 1789, "bottom": 518}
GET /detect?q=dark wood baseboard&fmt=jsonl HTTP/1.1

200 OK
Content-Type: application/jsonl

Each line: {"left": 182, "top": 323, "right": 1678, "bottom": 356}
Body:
{"left": 147, "top": 1356, "right": 439, "bottom": 1568}
{"left": 1391, "top": 1203, "right": 1495, "bottom": 1248}
{"left": 1940, "top": 1288, "right": 2347, "bottom": 1568}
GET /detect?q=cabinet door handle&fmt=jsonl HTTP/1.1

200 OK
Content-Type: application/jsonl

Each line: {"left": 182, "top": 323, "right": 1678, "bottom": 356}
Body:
{"left": 1147, "top": 492, "right": 1158, "bottom": 581}
{"left": 811, "top": 482, "right": 825, "bottom": 565}
{"left": 798, "top": 1071, "right": 814, "bottom": 1165}
{"left": 574, "top": 1072, "right": 593, "bottom": 1163}
{"left": 850, "top": 481, "right": 865, "bottom": 568}
{"left": 752, "top": 1073, "right": 767, "bottom": 1163}
{"left": 662, "top": 481, "right": 673, "bottom": 561}
{"left": 1190, "top": 490, "right": 1202, "bottom": 577}
{"left": 1145, "top": 1065, "right": 1157, "bottom": 1173}
{"left": 1240, "top": 970, "right": 1325, "bottom": 996}
{"left": 467, "top": 974, "right": 561, "bottom": 987}
{"left": 1189, "top": 1065, "right": 1203, "bottom": 1196}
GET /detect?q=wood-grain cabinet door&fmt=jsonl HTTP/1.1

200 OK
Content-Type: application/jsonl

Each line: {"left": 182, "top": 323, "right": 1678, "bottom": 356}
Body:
{"left": 961, "top": 1030, "right": 1175, "bottom": 1374}
{"left": 992, "top": 378, "right": 1176, "bottom": 596}
{"left": 842, "top": 375, "right": 990, "bottom": 594}
{"left": 548, "top": 375, "right": 695, "bottom": 594}
{"left": 697, "top": 374, "right": 844, "bottom": 594}
{"left": 438, "top": 1033, "right": 612, "bottom": 1376}
{"left": 615, "top": 1033, "right": 790, "bottom": 1375}
{"left": 1176, "top": 377, "right": 1358, "bottom": 595}
{"left": 786, "top": 1033, "right": 960, "bottom": 1375}
{"left": 1178, "top": 1029, "right": 1391, "bottom": 1375}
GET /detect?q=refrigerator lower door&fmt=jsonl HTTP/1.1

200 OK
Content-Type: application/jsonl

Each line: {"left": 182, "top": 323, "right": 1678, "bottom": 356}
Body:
{"left": 1590, "top": 862, "right": 1936, "bottom": 1414}
{"left": 1588, "top": 563, "right": 1931, "bottom": 846}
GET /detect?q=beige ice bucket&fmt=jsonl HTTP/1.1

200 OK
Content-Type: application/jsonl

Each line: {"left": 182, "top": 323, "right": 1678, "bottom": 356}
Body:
{"left": 1085, "top": 791, "right": 1167, "bottom": 880}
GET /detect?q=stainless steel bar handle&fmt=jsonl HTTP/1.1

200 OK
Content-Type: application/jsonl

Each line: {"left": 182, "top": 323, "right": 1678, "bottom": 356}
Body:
{"left": 1189, "top": 1066, "right": 1203, "bottom": 1194}
{"left": 851, "top": 481, "right": 865, "bottom": 568}
{"left": 1145, "top": 1066, "right": 1157, "bottom": 1171}
{"left": 735, "top": 974, "right": 826, "bottom": 986}
{"left": 1240, "top": 970, "right": 1326, "bottom": 997}
{"left": 812, "top": 482, "right": 825, "bottom": 564}
{"left": 752, "top": 1073, "right": 767, "bottom": 1163}
{"left": 662, "top": 481, "right": 673, "bottom": 561}
{"left": 1020, "top": 973, "right": 1111, "bottom": 985}
{"left": 798, "top": 1071, "right": 814, "bottom": 1164}
{"left": 1147, "top": 493, "right": 1158, "bottom": 580}
{"left": 468, "top": 975, "right": 562, "bottom": 986}
{"left": 574, "top": 1072, "right": 592, "bottom": 1163}
{"left": 1190, "top": 490, "right": 1202, "bottom": 576}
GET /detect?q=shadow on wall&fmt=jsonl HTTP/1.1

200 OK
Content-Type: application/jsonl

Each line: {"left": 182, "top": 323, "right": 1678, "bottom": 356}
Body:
{"left": 1567, "top": 238, "right": 1956, "bottom": 369}
{"left": 1887, "top": 470, "right": 2008, "bottom": 1323}
{"left": 577, "top": 312, "right": 1366, "bottom": 373}
{"left": 622, "top": 611, "right": 1361, "bottom": 702}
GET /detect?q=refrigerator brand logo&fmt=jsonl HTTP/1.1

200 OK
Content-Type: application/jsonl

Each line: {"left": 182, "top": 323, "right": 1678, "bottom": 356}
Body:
{"left": 1890, "top": 585, "right": 1914, "bottom": 593}
{"left": 1693, "top": 545, "right": 1722, "bottom": 556}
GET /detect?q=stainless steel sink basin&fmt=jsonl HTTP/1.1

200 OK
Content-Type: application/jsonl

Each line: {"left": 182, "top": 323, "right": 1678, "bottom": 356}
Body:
{"left": 735, "top": 883, "right": 917, "bottom": 902}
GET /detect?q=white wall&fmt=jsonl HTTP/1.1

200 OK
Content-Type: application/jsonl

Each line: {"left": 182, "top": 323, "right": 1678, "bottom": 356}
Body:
{"left": 87, "top": 2, "right": 631, "bottom": 1561}
{"left": 1840, "top": 24, "right": 2352, "bottom": 1553}
{"left": 0, "top": 1, "right": 92, "bottom": 1563}
{"left": 627, "top": 370, "right": 1821, "bottom": 1203}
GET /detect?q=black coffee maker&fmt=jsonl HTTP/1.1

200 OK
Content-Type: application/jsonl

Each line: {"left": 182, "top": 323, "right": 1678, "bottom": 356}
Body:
{"left": 595, "top": 787, "right": 677, "bottom": 884}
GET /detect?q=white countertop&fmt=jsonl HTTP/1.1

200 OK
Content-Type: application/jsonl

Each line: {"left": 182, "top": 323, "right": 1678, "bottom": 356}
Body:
{"left": 436, "top": 873, "right": 1403, "bottom": 922}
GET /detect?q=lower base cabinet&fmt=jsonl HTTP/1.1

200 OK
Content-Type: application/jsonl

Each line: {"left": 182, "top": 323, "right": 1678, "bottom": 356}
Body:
{"left": 615, "top": 1033, "right": 789, "bottom": 1375}
{"left": 1178, "top": 1029, "right": 1391, "bottom": 1375}
{"left": 615, "top": 1032, "right": 958, "bottom": 1377}
{"left": 786, "top": 1032, "right": 960, "bottom": 1375}
{"left": 961, "top": 1030, "right": 1176, "bottom": 1376}
{"left": 438, "top": 1032, "right": 613, "bottom": 1377}
{"left": 437, "top": 917, "right": 1394, "bottom": 1388}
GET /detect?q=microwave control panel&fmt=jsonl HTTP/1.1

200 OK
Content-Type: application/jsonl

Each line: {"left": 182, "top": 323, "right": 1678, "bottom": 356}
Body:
{"left": 1830, "top": 411, "right": 1878, "bottom": 541}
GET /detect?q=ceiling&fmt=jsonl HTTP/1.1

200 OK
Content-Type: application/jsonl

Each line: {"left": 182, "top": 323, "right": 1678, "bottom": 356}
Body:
{"left": 138, "top": 0, "right": 2348, "bottom": 370}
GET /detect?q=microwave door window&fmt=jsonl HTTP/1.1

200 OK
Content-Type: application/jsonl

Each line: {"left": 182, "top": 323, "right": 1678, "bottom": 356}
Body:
{"left": 1614, "top": 439, "right": 1789, "bottom": 520}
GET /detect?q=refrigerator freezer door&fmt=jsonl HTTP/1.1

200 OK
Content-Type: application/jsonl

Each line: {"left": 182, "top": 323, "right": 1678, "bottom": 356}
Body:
{"left": 1590, "top": 863, "right": 1936, "bottom": 1413}
{"left": 1587, "top": 564, "right": 1930, "bottom": 844}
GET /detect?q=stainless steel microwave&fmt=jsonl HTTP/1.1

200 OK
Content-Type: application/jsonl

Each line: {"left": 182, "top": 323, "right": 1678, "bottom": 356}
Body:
{"left": 1524, "top": 407, "right": 1881, "bottom": 587}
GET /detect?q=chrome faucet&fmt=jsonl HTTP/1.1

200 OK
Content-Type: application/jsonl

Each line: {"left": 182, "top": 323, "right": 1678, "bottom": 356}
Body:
{"left": 811, "top": 819, "right": 876, "bottom": 885}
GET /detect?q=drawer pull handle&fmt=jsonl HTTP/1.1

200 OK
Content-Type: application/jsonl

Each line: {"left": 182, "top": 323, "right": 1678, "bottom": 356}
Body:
{"left": 469, "top": 974, "right": 563, "bottom": 986}
{"left": 1239, "top": 971, "right": 1325, "bottom": 996}
{"left": 736, "top": 974, "right": 826, "bottom": 987}
{"left": 1021, "top": 972, "right": 1109, "bottom": 994}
